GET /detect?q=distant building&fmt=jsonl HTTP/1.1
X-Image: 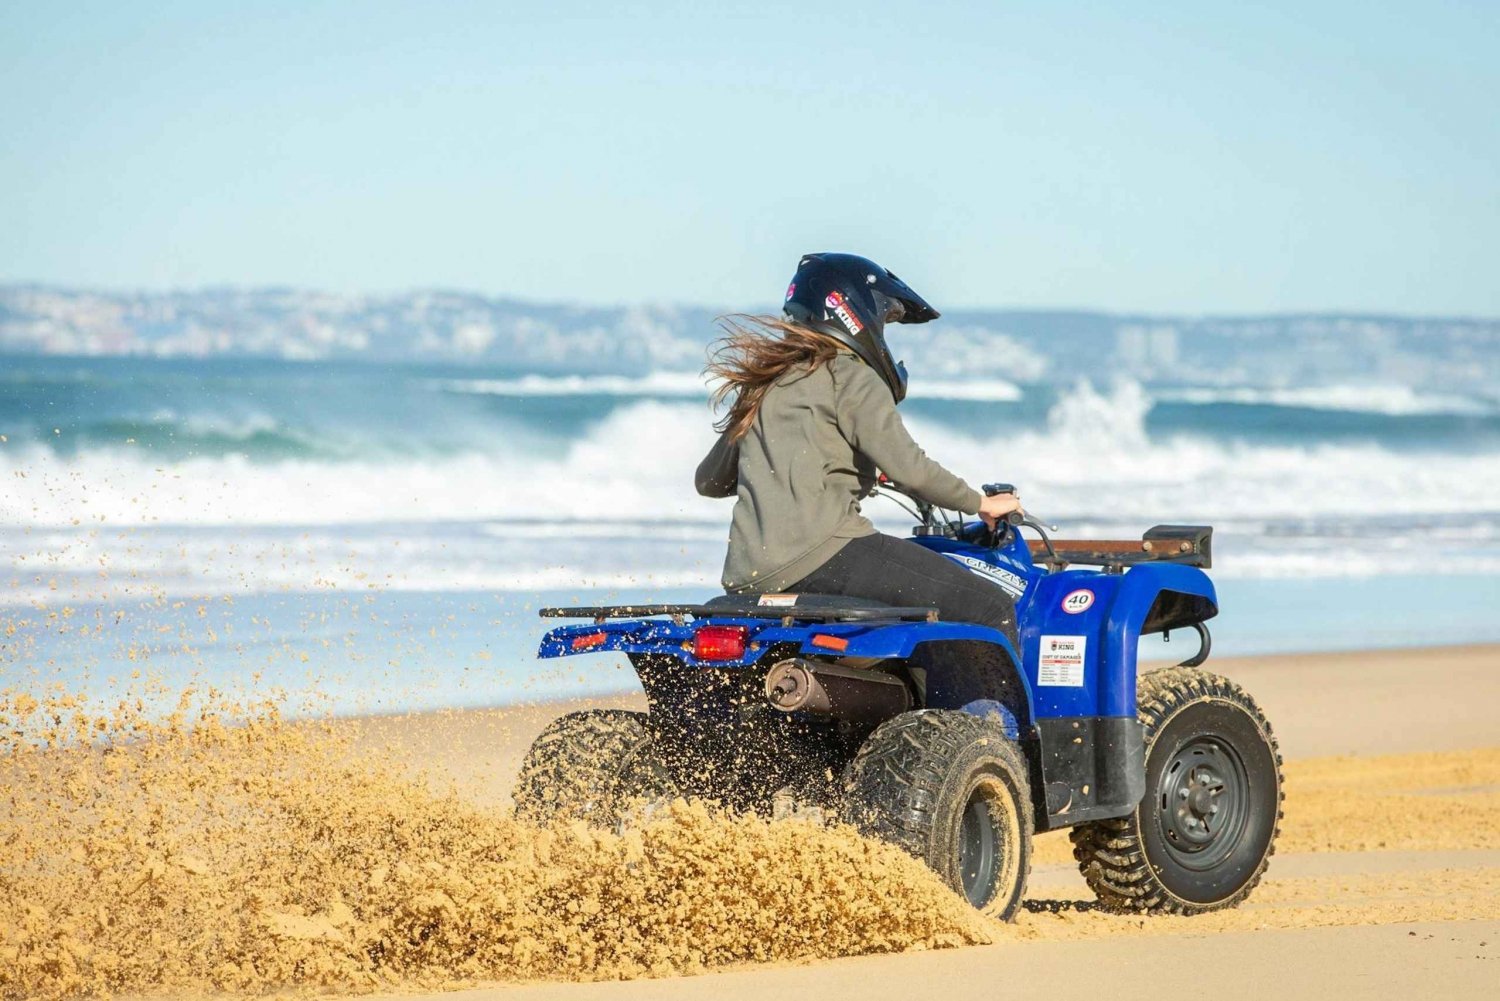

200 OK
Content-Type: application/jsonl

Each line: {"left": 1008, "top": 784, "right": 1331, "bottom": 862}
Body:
{"left": 1115, "top": 324, "right": 1179, "bottom": 371}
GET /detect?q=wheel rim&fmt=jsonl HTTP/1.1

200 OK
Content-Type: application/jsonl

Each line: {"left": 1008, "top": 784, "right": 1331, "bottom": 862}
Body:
{"left": 617, "top": 745, "right": 677, "bottom": 802}
{"left": 1155, "top": 735, "right": 1251, "bottom": 871}
{"left": 958, "top": 788, "right": 1001, "bottom": 907}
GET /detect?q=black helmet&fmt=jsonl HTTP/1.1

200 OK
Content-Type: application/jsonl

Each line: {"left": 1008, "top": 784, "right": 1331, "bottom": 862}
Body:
{"left": 781, "top": 252, "right": 939, "bottom": 403}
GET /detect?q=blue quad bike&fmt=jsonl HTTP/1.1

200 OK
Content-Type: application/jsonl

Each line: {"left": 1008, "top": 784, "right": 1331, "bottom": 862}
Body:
{"left": 515, "top": 483, "right": 1283, "bottom": 921}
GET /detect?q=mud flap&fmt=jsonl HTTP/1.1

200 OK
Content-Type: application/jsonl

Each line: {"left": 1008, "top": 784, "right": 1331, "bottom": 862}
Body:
{"left": 1033, "top": 716, "right": 1145, "bottom": 829}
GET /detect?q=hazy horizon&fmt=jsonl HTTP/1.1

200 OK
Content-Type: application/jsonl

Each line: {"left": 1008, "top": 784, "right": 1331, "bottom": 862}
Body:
{"left": 5, "top": 281, "right": 1499, "bottom": 323}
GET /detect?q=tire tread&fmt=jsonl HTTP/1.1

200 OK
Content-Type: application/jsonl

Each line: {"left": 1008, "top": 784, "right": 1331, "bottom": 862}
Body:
{"left": 512, "top": 709, "right": 653, "bottom": 825}
{"left": 1069, "top": 667, "right": 1284, "bottom": 915}
{"left": 843, "top": 710, "right": 1033, "bottom": 919}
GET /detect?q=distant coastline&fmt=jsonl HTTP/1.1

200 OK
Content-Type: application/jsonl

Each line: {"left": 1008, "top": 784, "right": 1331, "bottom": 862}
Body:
{"left": 2, "top": 285, "right": 1495, "bottom": 398}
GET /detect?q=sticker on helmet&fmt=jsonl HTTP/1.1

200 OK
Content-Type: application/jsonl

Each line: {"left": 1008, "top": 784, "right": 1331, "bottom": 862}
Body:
{"left": 785, "top": 282, "right": 796, "bottom": 301}
{"left": 824, "top": 290, "right": 864, "bottom": 335}
{"left": 1061, "top": 589, "right": 1094, "bottom": 614}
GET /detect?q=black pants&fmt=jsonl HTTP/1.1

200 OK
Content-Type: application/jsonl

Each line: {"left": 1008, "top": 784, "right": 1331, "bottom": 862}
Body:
{"left": 789, "top": 533, "right": 1019, "bottom": 648}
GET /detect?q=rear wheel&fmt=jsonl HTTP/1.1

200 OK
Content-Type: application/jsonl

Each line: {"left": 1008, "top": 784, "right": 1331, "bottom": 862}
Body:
{"left": 512, "top": 709, "right": 677, "bottom": 826}
{"left": 1070, "top": 667, "right": 1283, "bottom": 914}
{"left": 841, "top": 710, "right": 1032, "bottom": 919}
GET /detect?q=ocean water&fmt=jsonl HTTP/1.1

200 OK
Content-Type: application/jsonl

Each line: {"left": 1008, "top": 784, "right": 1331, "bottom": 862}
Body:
{"left": 2, "top": 354, "right": 1498, "bottom": 713}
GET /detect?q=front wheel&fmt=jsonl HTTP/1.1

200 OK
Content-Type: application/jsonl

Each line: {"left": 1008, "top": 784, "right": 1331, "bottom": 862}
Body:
{"left": 841, "top": 710, "right": 1032, "bottom": 920}
{"left": 1070, "top": 667, "right": 1283, "bottom": 914}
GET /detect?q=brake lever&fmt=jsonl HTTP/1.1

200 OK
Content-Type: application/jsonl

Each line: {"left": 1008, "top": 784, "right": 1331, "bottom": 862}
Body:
{"left": 1020, "top": 514, "right": 1059, "bottom": 561}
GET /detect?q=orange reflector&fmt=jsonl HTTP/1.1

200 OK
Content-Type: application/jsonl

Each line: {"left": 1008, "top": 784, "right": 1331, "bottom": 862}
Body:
{"left": 570, "top": 631, "right": 607, "bottom": 651}
{"left": 811, "top": 634, "right": 849, "bottom": 652}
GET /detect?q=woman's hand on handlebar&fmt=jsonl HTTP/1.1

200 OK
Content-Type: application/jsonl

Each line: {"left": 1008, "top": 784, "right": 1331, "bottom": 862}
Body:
{"left": 978, "top": 490, "right": 1023, "bottom": 529}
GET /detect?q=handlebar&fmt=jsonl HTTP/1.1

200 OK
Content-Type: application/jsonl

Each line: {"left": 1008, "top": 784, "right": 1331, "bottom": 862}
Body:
{"left": 877, "top": 476, "right": 1055, "bottom": 555}
{"left": 981, "top": 482, "right": 1025, "bottom": 531}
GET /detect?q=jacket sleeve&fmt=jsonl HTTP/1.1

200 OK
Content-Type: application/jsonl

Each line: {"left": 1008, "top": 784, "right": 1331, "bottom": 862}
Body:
{"left": 694, "top": 431, "right": 740, "bottom": 498}
{"left": 833, "top": 358, "right": 983, "bottom": 513}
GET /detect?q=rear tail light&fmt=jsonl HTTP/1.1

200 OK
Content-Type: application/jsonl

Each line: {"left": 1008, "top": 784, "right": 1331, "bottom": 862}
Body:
{"left": 693, "top": 625, "right": 748, "bottom": 661}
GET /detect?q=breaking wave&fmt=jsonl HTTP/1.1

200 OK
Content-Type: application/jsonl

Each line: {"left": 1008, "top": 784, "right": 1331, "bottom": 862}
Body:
{"left": 4, "top": 378, "right": 1498, "bottom": 607}
{"left": 436, "top": 372, "right": 712, "bottom": 398}
{"left": 910, "top": 378, "right": 1024, "bottom": 402}
{"left": 3, "top": 382, "right": 1498, "bottom": 529}
{"left": 1157, "top": 384, "right": 1496, "bottom": 417}
{"left": 435, "top": 372, "right": 1025, "bottom": 403}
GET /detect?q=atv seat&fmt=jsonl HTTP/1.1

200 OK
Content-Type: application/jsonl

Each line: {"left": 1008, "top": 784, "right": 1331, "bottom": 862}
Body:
{"left": 703, "top": 593, "right": 895, "bottom": 613}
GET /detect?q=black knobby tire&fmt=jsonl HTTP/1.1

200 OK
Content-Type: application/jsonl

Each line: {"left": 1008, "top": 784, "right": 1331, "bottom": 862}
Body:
{"left": 1070, "top": 667, "right": 1284, "bottom": 914}
{"left": 841, "top": 710, "right": 1033, "bottom": 920}
{"left": 512, "top": 709, "right": 675, "bottom": 826}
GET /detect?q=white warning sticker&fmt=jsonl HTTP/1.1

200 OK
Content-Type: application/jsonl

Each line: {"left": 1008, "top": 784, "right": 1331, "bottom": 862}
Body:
{"left": 1038, "top": 635, "right": 1087, "bottom": 687}
{"left": 757, "top": 593, "right": 798, "bottom": 607}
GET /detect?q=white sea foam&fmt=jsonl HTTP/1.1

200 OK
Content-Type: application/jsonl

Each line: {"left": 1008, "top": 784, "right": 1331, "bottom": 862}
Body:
{"left": 6, "top": 510, "right": 1499, "bottom": 610}
{"left": 905, "top": 380, "right": 1500, "bottom": 520}
{"left": 5, "top": 379, "right": 1499, "bottom": 605}
{"left": 438, "top": 371, "right": 1496, "bottom": 414}
{"left": 436, "top": 372, "right": 713, "bottom": 397}
{"left": 909, "top": 378, "right": 1025, "bottom": 402}
{"left": 4, "top": 383, "right": 1498, "bottom": 532}
{"left": 0, "top": 400, "right": 718, "bottom": 527}
{"left": 434, "top": 371, "right": 1025, "bottom": 403}
{"left": 1157, "top": 384, "right": 1494, "bottom": 417}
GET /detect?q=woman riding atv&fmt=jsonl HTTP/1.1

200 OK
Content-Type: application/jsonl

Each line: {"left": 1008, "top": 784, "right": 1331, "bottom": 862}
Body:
{"left": 695, "top": 252, "right": 1023, "bottom": 644}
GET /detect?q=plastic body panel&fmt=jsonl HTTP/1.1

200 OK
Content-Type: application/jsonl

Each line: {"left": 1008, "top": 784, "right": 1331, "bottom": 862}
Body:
{"left": 911, "top": 528, "right": 1218, "bottom": 720}
{"left": 537, "top": 526, "right": 1217, "bottom": 724}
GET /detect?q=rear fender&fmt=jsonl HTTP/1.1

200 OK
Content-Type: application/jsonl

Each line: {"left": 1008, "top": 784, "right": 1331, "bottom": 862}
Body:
{"left": 540, "top": 617, "right": 1032, "bottom": 721}
{"left": 812, "top": 622, "right": 1033, "bottom": 725}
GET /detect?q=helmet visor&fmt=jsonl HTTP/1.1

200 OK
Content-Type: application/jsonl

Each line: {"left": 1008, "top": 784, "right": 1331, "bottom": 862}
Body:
{"left": 878, "top": 269, "right": 939, "bottom": 324}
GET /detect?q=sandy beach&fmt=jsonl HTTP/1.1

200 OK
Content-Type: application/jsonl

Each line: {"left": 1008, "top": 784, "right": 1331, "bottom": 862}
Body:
{"left": 4, "top": 643, "right": 1497, "bottom": 1001}
{"left": 340, "top": 643, "right": 1500, "bottom": 1001}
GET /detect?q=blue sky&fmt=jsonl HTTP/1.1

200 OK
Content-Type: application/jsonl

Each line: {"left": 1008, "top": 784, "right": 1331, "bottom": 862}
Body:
{"left": 3, "top": 1, "right": 1496, "bottom": 314}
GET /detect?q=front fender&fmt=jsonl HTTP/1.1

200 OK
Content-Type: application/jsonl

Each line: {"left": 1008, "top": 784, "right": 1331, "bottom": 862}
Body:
{"left": 1022, "top": 565, "right": 1218, "bottom": 718}
{"left": 1106, "top": 564, "right": 1217, "bottom": 715}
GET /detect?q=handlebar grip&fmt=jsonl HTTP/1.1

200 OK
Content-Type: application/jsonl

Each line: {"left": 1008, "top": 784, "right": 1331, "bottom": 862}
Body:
{"left": 982, "top": 482, "right": 1016, "bottom": 496}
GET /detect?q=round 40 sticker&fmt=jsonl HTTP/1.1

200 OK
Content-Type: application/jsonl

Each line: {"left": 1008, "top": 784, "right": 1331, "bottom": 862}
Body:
{"left": 1061, "top": 589, "right": 1095, "bottom": 614}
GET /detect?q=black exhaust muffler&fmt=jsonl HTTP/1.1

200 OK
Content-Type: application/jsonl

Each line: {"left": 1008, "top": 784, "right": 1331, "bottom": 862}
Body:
{"left": 764, "top": 658, "right": 911, "bottom": 725}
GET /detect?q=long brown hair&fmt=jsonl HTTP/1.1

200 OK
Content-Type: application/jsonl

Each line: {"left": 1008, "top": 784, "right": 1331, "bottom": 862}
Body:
{"left": 706, "top": 315, "right": 846, "bottom": 440}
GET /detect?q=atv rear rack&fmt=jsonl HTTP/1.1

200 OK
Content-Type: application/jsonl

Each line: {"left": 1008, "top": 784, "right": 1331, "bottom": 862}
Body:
{"left": 538, "top": 603, "right": 941, "bottom": 624}
{"left": 1029, "top": 525, "right": 1213, "bottom": 570}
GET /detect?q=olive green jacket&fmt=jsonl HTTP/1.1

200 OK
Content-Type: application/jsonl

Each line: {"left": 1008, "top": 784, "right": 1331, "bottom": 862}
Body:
{"left": 695, "top": 352, "right": 982, "bottom": 593}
